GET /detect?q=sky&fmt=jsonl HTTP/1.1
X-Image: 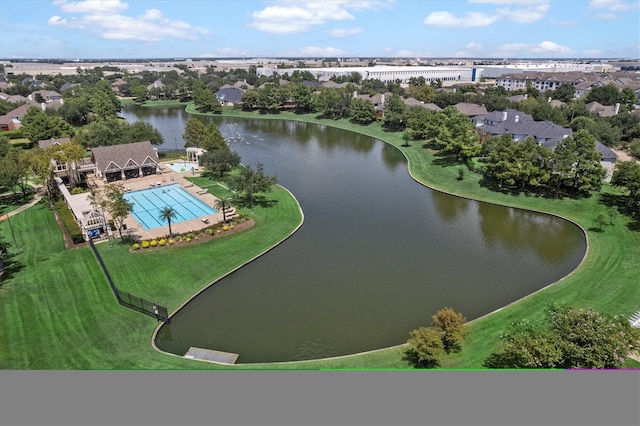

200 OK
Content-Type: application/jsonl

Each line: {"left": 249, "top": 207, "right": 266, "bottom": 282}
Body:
{"left": 0, "top": 0, "right": 638, "bottom": 59}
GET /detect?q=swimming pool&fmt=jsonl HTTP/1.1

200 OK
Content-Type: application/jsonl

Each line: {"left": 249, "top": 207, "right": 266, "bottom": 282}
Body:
{"left": 123, "top": 184, "right": 216, "bottom": 230}
{"left": 165, "top": 161, "right": 199, "bottom": 173}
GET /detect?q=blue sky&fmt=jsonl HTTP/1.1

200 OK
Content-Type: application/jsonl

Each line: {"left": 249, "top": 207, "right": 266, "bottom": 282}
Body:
{"left": 0, "top": 0, "right": 638, "bottom": 59}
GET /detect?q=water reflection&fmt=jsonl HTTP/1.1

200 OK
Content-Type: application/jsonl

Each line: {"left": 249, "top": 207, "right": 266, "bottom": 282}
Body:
{"left": 477, "top": 202, "right": 583, "bottom": 264}
{"left": 431, "top": 190, "right": 470, "bottom": 224}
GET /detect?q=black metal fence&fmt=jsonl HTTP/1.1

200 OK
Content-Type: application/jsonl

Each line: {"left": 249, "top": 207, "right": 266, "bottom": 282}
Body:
{"left": 88, "top": 238, "right": 170, "bottom": 323}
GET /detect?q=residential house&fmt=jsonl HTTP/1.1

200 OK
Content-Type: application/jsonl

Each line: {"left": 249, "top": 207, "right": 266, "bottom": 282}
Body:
{"left": 38, "top": 137, "right": 95, "bottom": 185}
{"left": 0, "top": 104, "right": 39, "bottom": 131}
{"left": 403, "top": 97, "right": 442, "bottom": 112}
{"left": 110, "top": 78, "right": 129, "bottom": 95}
{"left": 454, "top": 102, "right": 488, "bottom": 117}
{"left": 474, "top": 109, "right": 617, "bottom": 181}
{"left": 215, "top": 85, "right": 245, "bottom": 106}
{"left": 585, "top": 101, "right": 620, "bottom": 117}
{"left": 91, "top": 141, "right": 159, "bottom": 182}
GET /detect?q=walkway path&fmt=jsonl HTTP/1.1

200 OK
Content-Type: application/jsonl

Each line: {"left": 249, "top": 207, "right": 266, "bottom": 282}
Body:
{"left": 0, "top": 188, "right": 45, "bottom": 222}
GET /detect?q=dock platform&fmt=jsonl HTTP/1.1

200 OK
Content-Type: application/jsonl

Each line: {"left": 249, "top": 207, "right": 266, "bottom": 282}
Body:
{"left": 184, "top": 346, "right": 239, "bottom": 365}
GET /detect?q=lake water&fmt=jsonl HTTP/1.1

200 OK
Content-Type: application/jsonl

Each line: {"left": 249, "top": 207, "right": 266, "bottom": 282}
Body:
{"left": 119, "top": 105, "right": 587, "bottom": 364}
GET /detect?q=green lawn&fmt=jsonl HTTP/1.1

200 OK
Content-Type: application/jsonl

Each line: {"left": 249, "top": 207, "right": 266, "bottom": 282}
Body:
{"left": 1, "top": 105, "right": 639, "bottom": 369}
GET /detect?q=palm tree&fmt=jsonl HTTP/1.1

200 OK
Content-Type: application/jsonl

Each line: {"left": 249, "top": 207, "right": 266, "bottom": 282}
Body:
{"left": 214, "top": 197, "right": 231, "bottom": 224}
{"left": 158, "top": 206, "right": 177, "bottom": 237}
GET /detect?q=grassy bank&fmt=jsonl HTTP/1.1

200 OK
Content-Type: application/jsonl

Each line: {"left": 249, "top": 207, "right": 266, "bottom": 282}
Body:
{"left": 0, "top": 185, "right": 304, "bottom": 369}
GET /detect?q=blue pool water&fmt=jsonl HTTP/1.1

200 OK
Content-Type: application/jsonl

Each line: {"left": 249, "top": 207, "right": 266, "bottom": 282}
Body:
{"left": 123, "top": 184, "right": 216, "bottom": 230}
{"left": 165, "top": 161, "right": 198, "bottom": 173}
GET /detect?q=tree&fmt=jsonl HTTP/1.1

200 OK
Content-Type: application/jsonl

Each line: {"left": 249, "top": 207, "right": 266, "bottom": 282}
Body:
{"left": 554, "top": 83, "right": 576, "bottom": 103}
{"left": 431, "top": 307, "right": 467, "bottom": 353}
{"left": 27, "top": 148, "right": 55, "bottom": 204}
{"left": 485, "top": 306, "right": 640, "bottom": 369}
{"left": 568, "top": 129, "right": 606, "bottom": 194}
{"left": 258, "top": 85, "right": 287, "bottom": 113}
{"left": 381, "top": 94, "right": 406, "bottom": 131}
{"left": 102, "top": 183, "right": 134, "bottom": 241}
{"left": 585, "top": 83, "right": 621, "bottom": 106}
{"left": 158, "top": 206, "right": 177, "bottom": 237}
{"left": 50, "top": 140, "right": 85, "bottom": 187}
{"left": 483, "top": 320, "right": 563, "bottom": 369}
{"left": 214, "top": 197, "right": 232, "bottom": 223}
{"left": 90, "top": 90, "right": 117, "bottom": 120}
{"left": 229, "top": 162, "right": 277, "bottom": 211}
{"left": 21, "top": 107, "right": 75, "bottom": 143}
{"left": 194, "top": 88, "right": 221, "bottom": 113}
{"left": 436, "top": 107, "right": 481, "bottom": 162}
{"left": 288, "top": 84, "right": 315, "bottom": 114}
{"left": 550, "top": 307, "right": 640, "bottom": 369}
{"left": 611, "top": 161, "right": 640, "bottom": 200}
{"left": 183, "top": 118, "right": 206, "bottom": 148}
{"left": 241, "top": 90, "right": 260, "bottom": 111}
{"left": 403, "top": 326, "right": 445, "bottom": 368}
{"left": 481, "top": 134, "right": 518, "bottom": 188}
{"left": 200, "top": 122, "right": 227, "bottom": 151}
{"left": 0, "top": 149, "right": 31, "bottom": 195}
{"left": 200, "top": 149, "right": 241, "bottom": 178}
{"left": 348, "top": 98, "right": 376, "bottom": 125}
{"left": 125, "top": 122, "right": 164, "bottom": 146}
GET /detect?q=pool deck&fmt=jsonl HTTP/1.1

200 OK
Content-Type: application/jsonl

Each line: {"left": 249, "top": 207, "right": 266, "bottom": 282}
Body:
{"left": 90, "top": 162, "right": 229, "bottom": 241}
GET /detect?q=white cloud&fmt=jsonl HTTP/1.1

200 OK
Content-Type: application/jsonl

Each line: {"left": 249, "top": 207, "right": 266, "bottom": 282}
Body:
{"left": 248, "top": 1, "right": 393, "bottom": 34}
{"left": 589, "top": 0, "right": 639, "bottom": 12}
{"left": 49, "top": 3, "right": 211, "bottom": 42}
{"left": 588, "top": 0, "right": 639, "bottom": 19}
{"left": 424, "top": 11, "right": 499, "bottom": 27}
{"left": 425, "top": 1, "right": 549, "bottom": 27}
{"left": 465, "top": 42, "right": 483, "bottom": 50}
{"left": 468, "top": 0, "right": 548, "bottom": 4}
{"left": 497, "top": 4, "right": 549, "bottom": 23}
{"left": 327, "top": 27, "right": 364, "bottom": 37}
{"left": 296, "top": 46, "right": 347, "bottom": 56}
{"left": 497, "top": 42, "right": 531, "bottom": 51}
{"left": 495, "top": 41, "right": 573, "bottom": 56}
{"left": 53, "top": 0, "right": 128, "bottom": 14}
{"left": 531, "top": 41, "right": 573, "bottom": 54}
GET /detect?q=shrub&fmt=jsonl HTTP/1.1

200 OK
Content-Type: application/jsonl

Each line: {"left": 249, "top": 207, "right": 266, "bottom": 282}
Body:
{"left": 216, "top": 229, "right": 221, "bottom": 234}
{"left": 230, "top": 224, "right": 235, "bottom": 230}
{"left": 150, "top": 239, "right": 158, "bottom": 247}
{"left": 53, "top": 200, "right": 84, "bottom": 244}
{"left": 70, "top": 187, "right": 86, "bottom": 195}
{"left": 132, "top": 243, "right": 140, "bottom": 250}
{"left": 168, "top": 238, "right": 175, "bottom": 245}
{"left": 403, "top": 327, "right": 445, "bottom": 368}
{"left": 141, "top": 240, "right": 150, "bottom": 248}
{"left": 187, "top": 232, "right": 195, "bottom": 239}
{"left": 158, "top": 239, "right": 166, "bottom": 246}
{"left": 431, "top": 307, "right": 467, "bottom": 354}
{"left": 223, "top": 225, "right": 229, "bottom": 231}
{"left": 186, "top": 237, "right": 192, "bottom": 242}
{"left": 207, "top": 228, "right": 214, "bottom": 235}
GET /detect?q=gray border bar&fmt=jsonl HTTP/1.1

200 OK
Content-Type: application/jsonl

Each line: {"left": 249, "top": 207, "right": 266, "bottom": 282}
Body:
{"left": 1, "top": 371, "right": 638, "bottom": 426}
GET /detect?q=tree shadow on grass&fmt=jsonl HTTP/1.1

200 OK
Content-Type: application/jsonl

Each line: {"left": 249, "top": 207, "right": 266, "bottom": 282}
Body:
{"left": 598, "top": 192, "right": 640, "bottom": 232}
{"left": 0, "top": 252, "right": 24, "bottom": 287}
{"left": 233, "top": 195, "right": 279, "bottom": 209}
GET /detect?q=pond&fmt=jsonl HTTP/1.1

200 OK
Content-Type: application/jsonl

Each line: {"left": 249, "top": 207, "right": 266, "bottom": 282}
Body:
{"left": 119, "top": 105, "right": 587, "bottom": 364}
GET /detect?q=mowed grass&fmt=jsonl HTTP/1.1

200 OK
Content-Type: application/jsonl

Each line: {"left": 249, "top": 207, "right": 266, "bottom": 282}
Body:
{"left": 2, "top": 105, "right": 639, "bottom": 369}
{"left": 0, "top": 184, "right": 304, "bottom": 369}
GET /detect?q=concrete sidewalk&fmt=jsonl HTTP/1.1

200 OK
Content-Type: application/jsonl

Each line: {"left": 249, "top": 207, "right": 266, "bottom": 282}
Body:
{"left": 0, "top": 188, "right": 44, "bottom": 222}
